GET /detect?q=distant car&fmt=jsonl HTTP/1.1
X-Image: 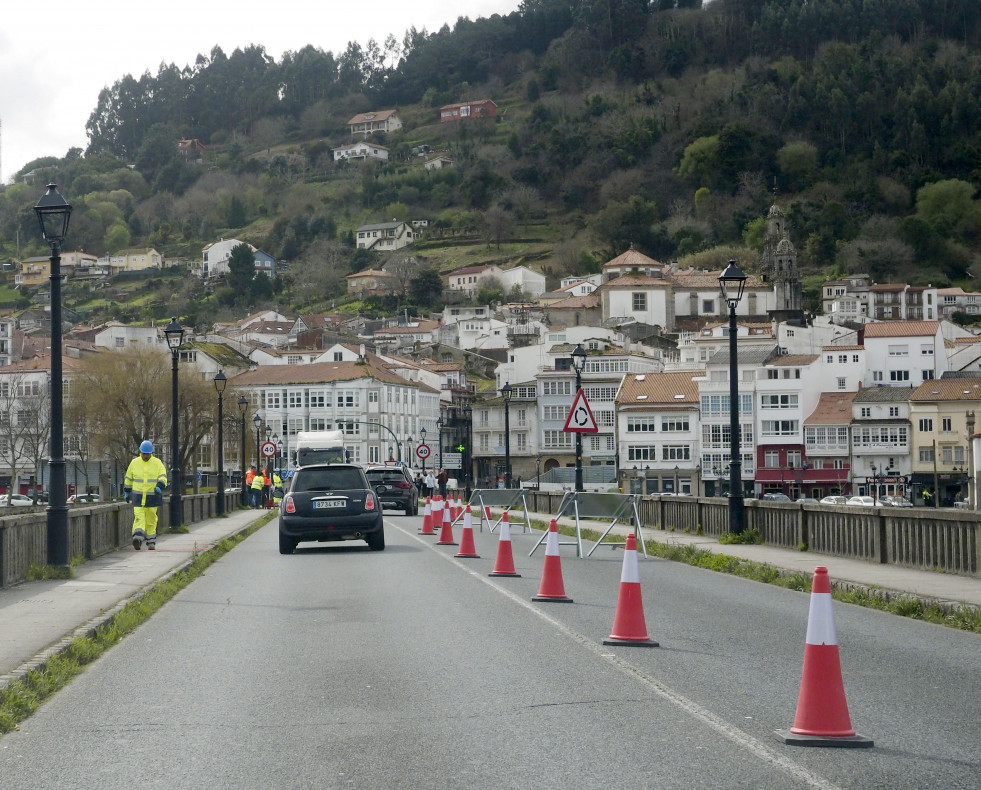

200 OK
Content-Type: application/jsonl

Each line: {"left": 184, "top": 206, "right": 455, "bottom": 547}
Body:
{"left": 796, "top": 497, "right": 820, "bottom": 504}
{"left": 846, "top": 495, "right": 877, "bottom": 507}
{"left": 364, "top": 465, "right": 418, "bottom": 515}
{"left": 820, "top": 495, "right": 849, "bottom": 505}
{"left": 0, "top": 494, "right": 34, "bottom": 507}
{"left": 278, "top": 463, "right": 384, "bottom": 554}
{"left": 882, "top": 495, "right": 913, "bottom": 508}
{"left": 762, "top": 493, "right": 792, "bottom": 502}
{"left": 67, "top": 493, "right": 102, "bottom": 504}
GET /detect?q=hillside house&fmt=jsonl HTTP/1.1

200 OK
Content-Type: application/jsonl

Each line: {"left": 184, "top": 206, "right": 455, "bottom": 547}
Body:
{"left": 355, "top": 221, "right": 415, "bottom": 252}
{"left": 347, "top": 110, "right": 403, "bottom": 137}
{"left": 333, "top": 141, "right": 390, "bottom": 163}
{"left": 439, "top": 100, "right": 497, "bottom": 122}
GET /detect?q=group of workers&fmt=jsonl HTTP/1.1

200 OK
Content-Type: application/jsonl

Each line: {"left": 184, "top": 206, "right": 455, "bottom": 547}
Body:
{"left": 245, "top": 465, "right": 284, "bottom": 508}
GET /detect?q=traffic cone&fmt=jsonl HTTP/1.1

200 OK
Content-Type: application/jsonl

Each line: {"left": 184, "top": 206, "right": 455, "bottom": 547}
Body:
{"left": 420, "top": 496, "right": 437, "bottom": 535}
{"left": 436, "top": 496, "right": 457, "bottom": 546}
{"left": 533, "top": 519, "right": 572, "bottom": 603}
{"left": 455, "top": 505, "right": 480, "bottom": 558}
{"left": 603, "top": 533, "right": 657, "bottom": 647}
{"left": 775, "top": 567, "right": 873, "bottom": 747}
{"left": 488, "top": 511, "right": 520, "bottom": 577}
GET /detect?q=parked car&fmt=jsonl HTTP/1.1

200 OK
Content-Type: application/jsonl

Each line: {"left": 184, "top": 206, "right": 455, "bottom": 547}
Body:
{"left": 364, "top": 465, "right": 418, "bottom": 515}
{"left": 796, "top": 497, "right": 820, "bottom": 504}
{"left": 881, "top": 495, "right": 913, "bottom": 508}
{"left": 762, "top": 492, "right": 792, "bottom": 502}
{"left": 67, "top": 493, "right": 102, "bottom": 504}
{"left": 278, "top": 464, "right": 384, "bottom": 554}
{"left": 846, "top": 495, "right": 877, "bottom": 507}
{"left": 0, "top": 494, "right": 34, "bottom": 507}
{"left": 819, "top": 495, "right": 849, "bottom": 505}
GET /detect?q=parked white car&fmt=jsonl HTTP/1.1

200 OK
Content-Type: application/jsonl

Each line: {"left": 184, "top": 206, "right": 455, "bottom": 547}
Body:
{"left": 819, "top": 495, "right": 848, "bottom": 505}
{"left": 0, "top": 494, "right": 34, "bottom": 507}
{"left": 846, "top": 495, "right": 877, "bottom": 507}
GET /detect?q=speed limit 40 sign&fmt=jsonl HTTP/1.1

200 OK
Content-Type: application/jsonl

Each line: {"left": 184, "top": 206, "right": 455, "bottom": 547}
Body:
{"left": 416, "top": 444, "right": 431, "bottom": 460}
{"left": 261, "top": 441, "right": 277, "bottom": 458}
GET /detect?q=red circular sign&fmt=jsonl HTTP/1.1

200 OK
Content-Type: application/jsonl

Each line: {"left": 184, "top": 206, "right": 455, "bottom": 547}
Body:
{"left": 416, "top": 444, "right": 431, "bottom": 459}
{"left": 261, "top": 441, "right": 277, "bottom": 458}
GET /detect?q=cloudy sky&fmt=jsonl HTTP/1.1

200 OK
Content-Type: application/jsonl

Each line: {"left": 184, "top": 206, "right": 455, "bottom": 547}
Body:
{"left": 0, "top": 0, "right": 517, "bottom": 183}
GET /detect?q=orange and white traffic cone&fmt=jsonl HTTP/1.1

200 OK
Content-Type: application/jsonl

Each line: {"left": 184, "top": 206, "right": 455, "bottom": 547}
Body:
{"left": 533, "top": 519, "right": 572, "bottom": 603}
{"left": 420, "top": 496, "right": 438, "bottom": 535}
{"left": 603, "top": 533, "right": 657, "bottom": 647}
{"left": 436, "top": 497, "right": 457, "bottom": 546}
{"left": 775, "top": 567, "right": 873, "bottom": 747}
{"left": 488, "top": 511, "right": 520, "bottom": 577}
{"left": 455, "top": 505, "right": 480, "bottom": 558}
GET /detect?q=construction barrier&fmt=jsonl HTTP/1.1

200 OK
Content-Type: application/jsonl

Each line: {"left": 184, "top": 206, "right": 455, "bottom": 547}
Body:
{"left": 529, "top": 492, "right": 645, "bottom": 559}
{"left": 467, "top": 488, "right": 532, "bottom": 534}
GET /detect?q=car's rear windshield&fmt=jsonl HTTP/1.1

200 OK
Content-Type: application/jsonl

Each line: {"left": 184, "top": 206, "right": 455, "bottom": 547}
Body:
{"left": 367, "top": 471, "right": 407, "bottom": 483}
{"left": 293, "top": 468, "right": 365, "bottom": 492}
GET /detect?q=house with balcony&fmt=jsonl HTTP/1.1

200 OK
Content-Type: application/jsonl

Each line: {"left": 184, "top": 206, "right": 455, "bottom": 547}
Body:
{"left": 803, "top": 391, "right": 856, "bottom": 499}
{"left": 106, "top": 248, "right": 163, "bottom": 274}
{"left": 200, "top": 239, "right": 276, "bottom": 279}
{"left": 439, "top": 99, "right": 497, "bottom": 122}
{"left": 615, "top": 371, "right": 701, "bottom": 495}
{"left": 333, "top": 141, "right": 390, "bottom": 163}
{"left": 908, "top": 376, "right": 981, "bottom": 506}
{"left": 446, "top": 264, "right": 505, "bottom": 297}
{"left": 347, "top": 110, "right": 403, "bottom": 137}
{"left": 936, "top": 286, "right": 981, "bottom": 319}
{"left": 850, "top": 387, "right": 912, "bottom": 500}
{"left": 355, "top": 220, "right": 415, "bottom": 252}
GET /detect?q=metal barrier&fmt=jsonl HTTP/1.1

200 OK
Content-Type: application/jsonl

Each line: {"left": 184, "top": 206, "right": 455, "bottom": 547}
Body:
{"left": 530, "top": 492, "right": 645, "bottom": 559}
{"left": 467, "top": 488, "right": 532, "bottom": 533}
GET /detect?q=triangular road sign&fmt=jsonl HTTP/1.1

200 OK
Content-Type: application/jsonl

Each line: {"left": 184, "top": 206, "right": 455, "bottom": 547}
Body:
{"left": 563, "top": 389, "right": 599, "bottom": 434}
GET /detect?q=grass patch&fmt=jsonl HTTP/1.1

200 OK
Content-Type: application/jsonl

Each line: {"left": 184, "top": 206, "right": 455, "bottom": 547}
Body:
{"left": 521, "top": 513, "right": 981, "bottom": 634}
{"left": 0, "top": 512, "right": 274, "bottom": 735}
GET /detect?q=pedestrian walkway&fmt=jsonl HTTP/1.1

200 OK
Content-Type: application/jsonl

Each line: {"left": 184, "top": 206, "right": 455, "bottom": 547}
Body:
{"left": 516, "top": 509, "right": 981, "bottom": 610}
{"left": 0, "top": 508, "right": 270, "bottom": 690}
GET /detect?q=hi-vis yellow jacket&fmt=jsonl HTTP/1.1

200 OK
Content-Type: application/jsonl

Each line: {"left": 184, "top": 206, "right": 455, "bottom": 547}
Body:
{"left": 124, "top": 455, "right": 168, "bottom": 507}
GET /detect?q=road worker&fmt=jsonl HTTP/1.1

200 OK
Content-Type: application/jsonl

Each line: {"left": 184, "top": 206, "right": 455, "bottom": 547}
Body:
{"left": 124, "top": 440, "right": 168, "bottom": 551}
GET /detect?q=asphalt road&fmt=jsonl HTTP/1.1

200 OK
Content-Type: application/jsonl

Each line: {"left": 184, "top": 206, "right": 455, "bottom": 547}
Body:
{"left": 1, "top": 514, "right": 978, "bottom": 789}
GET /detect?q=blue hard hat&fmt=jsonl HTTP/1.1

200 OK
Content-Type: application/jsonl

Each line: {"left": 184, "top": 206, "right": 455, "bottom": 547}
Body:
{"left": 139, "top": 440, "right": 154, "bottom": 454}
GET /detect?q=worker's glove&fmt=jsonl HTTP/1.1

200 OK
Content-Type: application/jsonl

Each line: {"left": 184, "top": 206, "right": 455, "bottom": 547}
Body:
{"left": 155, "top": 485, "right": 163, "bottom": 495}
{"left": 123, "top": 491, "right": 131, "bottom": 503}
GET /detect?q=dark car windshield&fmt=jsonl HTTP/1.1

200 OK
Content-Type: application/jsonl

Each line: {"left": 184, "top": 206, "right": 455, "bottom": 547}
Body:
{"left": 293, "top": 468, "right": 366, "bottom": 492}
{"left": 366, "top": 470, "right": 408, "bottom": 484}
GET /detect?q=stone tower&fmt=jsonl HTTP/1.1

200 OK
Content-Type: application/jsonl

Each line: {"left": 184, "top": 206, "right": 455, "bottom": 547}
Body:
{"left": 758, "top": 203, "right": 803, "bottom": 316}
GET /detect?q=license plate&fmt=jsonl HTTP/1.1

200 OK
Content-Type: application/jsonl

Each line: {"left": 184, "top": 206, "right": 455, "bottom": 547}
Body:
{"left": 315, "top": 499, "right": 345, "bottom": 509}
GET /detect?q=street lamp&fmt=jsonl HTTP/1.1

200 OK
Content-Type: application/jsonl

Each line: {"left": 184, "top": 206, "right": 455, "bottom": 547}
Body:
{"left": 437, "top": 416, "right": 444, "bottom": 469}
{"left": 536, "top": 455, "right": 542, "bottom": 491}
{"left": 870, "top": 463, "right": 880, "bottom": 504}
{"left": 238, "top": 396, "right": 248, "bottom": 506}
{"left": 34, "top": 184, "right": 72, "bottom": 569}
{"left": 674, "top": 465, "right": 680, "bottom": 494}
{"left": 719, "top": 259, "right": 747, "bottom": 534}
{"left": 462, "top": 403, "right": 473, "bottom": 490}
{"left": 265, "top": 426, "right": 273, "bottom": 481}
{"left": 253, "top": 412, "right": 262, "bottom": 473}
{"left": 277, "top": 438, "right": 284, "bottom": 471}
{"left": 213, "top": 370, "right": 227, "bottom": 516}
{"left": 501, "top": 382, "right": 512, "bottom": 488}
{"left": 571, "top": 344, "right": 587, "bottom": 492}
{"left": 420, "top": 426, "right": 427, "bottom": 475}
{"left": 163, "top": 317, "right": 185, "bottom": 529}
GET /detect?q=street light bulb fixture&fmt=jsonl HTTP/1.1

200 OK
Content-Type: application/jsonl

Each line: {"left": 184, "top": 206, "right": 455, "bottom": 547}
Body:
{"left": 238, "top": 395, "right": 248, "bottom": 413}
{"left": 719, "top": 259, "right": 748, "bottom": 308}
{"left": 501, "top": 381, "right": 512, "bottom": 401}
{"left": 163, "top": 316, "right": 185, "bottom": 352}
{"left": 253, "top": 412, "right": 262, "bottom": 430}
{"left": 420, "top": 427, "right": 427, "bottom": 441}
{"left": 570, "top": 344, "right": 587, "bottom": 373}
{"left": 34, "top": 184, "right": 72, "bottom": 243}
{"left": 213, "top": 369, "right": 228, "bottom": 394}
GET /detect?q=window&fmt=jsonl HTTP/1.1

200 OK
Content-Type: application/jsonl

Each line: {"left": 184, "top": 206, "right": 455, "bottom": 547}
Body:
{"left": 889, "top": 406, "right": 899, "bottom": 417}
{"left": 860, "top": 407, "right": 871, "bottom": 417}
{"left": 661, "top": 417, "right": 690, "bottom": 432}
{"left": 890, "top": 370, "right": 909, "bottom": 382}
{"left": 761, "top": 420, "right": 799, "bottom": 436}
{"left": 627, "top": 445, "right": 655, "bottom": 461}
{"left": 761, "top": 394, "right": 798, "bottom": 409}
{"left": 918, "top": 418, "right": 933, "bottom": 432}
{"left": 368, "top": 391, "right": 379, "bottom": 403}
{"left": 764, "top": 450, "right": 780, "bottom": 467}
{"left": 921, "top": 344, "right": 934, "bottom": 356}
{"left": 309, "top": 390, "right": 325, "bottom": 409}
{"left": 288, "top": 390, "right": 303, "bottom": 408}
{"left": 942, "top": 417, "right": 952, "bottom": 433}
{"left": 838, "top": 354, "right": 848, "bottom": 364}
{"left": 702, "top": 299, "right": 715, "bottom": 313}
{"left": 872, "top": 371, "right": 883, "bottom": 382}
{"left": 631, "top": 292, "right": 647, "bottom": 311}
{"left": 887, "top": 345, "right": 908, "bottom": 356}
{"left": 627, "top": 416, "right": 657, "bottom": 432}
{"left": 542, "top": 380, "right": 571, "bottom": 396}
{"left": 662, "top": 445, "right": 691, "bottom": 460}
{"left": 583, "top": 386, "right": 618, "bottom": 401}
{"left": 333, "top": 352, "right": 343, "bottom": 361}
{"left": 544, "top": 430, "right": 574, "bottom": 449}
{"left": 544, "top": 405, "right": 567, "bottom": 421}
{"left": 922, "top": 370, "right": 934, "bottom": 381}
{"left": 853, "top": 355, "right": 859, "bottom": 362}
{"left": 837, "top": 378, "right": 846, "bottom": 390}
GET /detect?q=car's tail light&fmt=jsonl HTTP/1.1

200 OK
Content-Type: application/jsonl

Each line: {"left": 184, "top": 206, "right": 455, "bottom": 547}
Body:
{"left": 365, "top": 492, "right": 376, "bottom": 511}
{"left": 285, "top": 496, "right": 295, "bottom": 514}
{"left": 395, "top": 482, "right": 411, "bottom": 489}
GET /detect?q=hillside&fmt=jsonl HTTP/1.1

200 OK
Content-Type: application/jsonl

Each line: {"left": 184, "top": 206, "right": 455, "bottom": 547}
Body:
{"left": 2, "top": 0, "right": 981, "bottom": 327}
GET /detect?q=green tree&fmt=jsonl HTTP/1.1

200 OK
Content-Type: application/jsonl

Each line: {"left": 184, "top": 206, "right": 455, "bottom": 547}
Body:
{"left": 226, "top": 243, "right": 256, "bottom": 297}
{"left": 410, "top": 267, "right": 444, "bottom": 307}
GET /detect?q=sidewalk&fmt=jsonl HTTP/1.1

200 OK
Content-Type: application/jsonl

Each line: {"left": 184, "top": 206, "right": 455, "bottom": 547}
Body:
{"left": 514, "top": 509, "right": 981, "bottom": 610}
{"left": 0, "top": 508, "right": 271, "bottom": 690}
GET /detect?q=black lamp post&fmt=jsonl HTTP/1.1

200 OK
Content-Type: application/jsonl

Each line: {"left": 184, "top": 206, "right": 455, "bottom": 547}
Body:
{"left": 253, "top": 412, "right": 262, "bottom": 475}
{"left": 463, "top": 403, "right": 473, "bottom": 490}
{"left": 420, "top": 427, "right": 427, "bottom": 475}
{"left": 437, "top": 416, "right": 444, "bottom": 469}
{"left": 536, "top": 455, "right": 542, "bottom": 490}
{"left": 238, "top": 396, "right": 248, "bottom": 506}
{"left": 501, "top": 382, "right": 512, "bottom": 488}
{"left": 571, "top": 344, "right": 587, "bottom": 492}
{"left": 34, "top": 184, "right": 72, "bottom": 569}
{"left": 870, "top": 462, "right": 880, "bottom": 504}
{"left": 719, "top": 260, "right": 747, "bottom": 534}
{"left": 277, "top": 438, "right": 284, "bottom": 472}
{"left": 163, "top": 317, "right": 185, "bottom": 529}
{"left": 265, "top": 425, "right": 273, "bottom": 481}
{"left": 214, "top": 370, "right": 227, "bottom": 516}
{"left": 674, "top": 465, "right": 680, "bottom": 494}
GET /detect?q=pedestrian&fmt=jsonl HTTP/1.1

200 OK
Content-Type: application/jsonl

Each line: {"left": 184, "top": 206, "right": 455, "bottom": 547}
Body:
{"left": 245, "top": 464, "right": 256, "bottom": 501}
{"left": 123, "top": 440, "right": 168, "bottom": 551}
{"left": 922, "top": 489, "right": 933, "bottom": 508}
{"left": 415, "top": 473, "right": 424, "bottom": 498}
{"left": 425, "top": 470, "right": 437, "bottom": 498}
{"left": 272, "top": 469, "right": 284, "bottom": 506}
{"left": 250, "top": 467, "right": 265, "bottom": 508}
{"left": 437, "top": 467, "right": 449, "bottom": 499}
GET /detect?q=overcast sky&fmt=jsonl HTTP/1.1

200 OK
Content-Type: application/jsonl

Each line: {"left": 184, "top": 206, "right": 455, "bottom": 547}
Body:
{"left": 0, "top": 0, "right": 517, "bottom": 183}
